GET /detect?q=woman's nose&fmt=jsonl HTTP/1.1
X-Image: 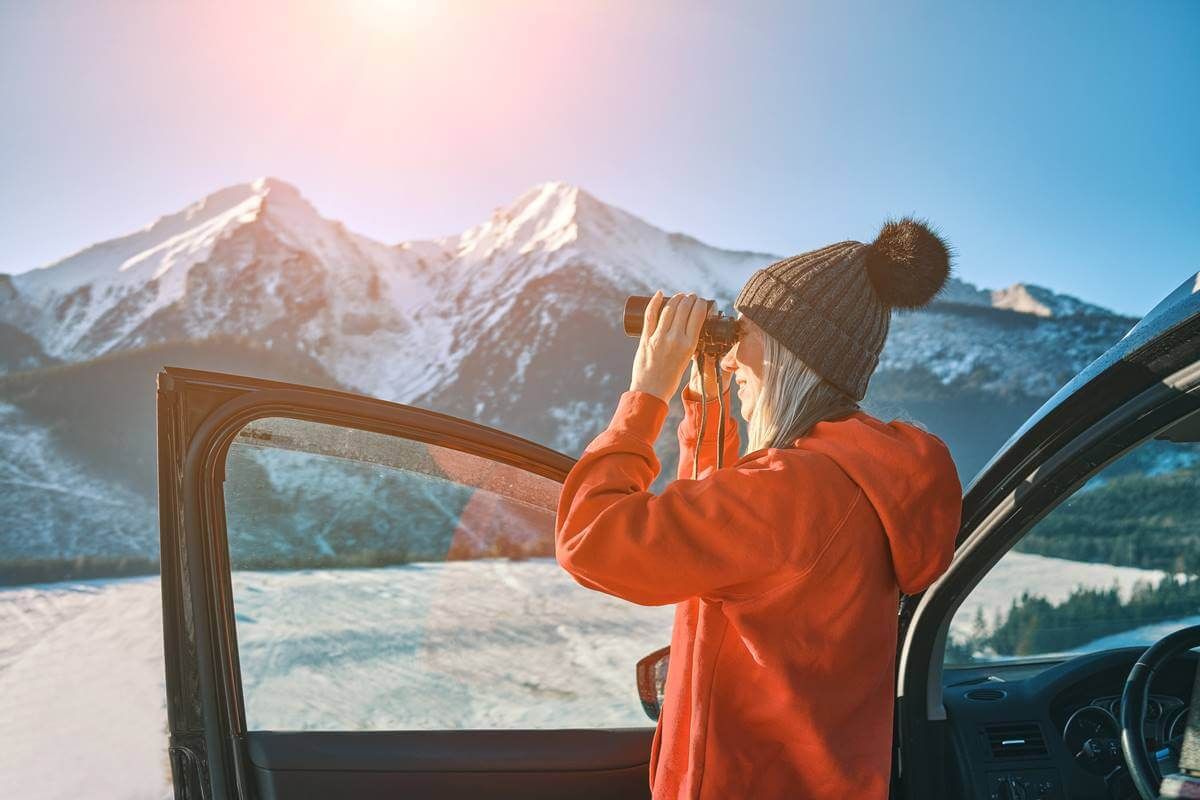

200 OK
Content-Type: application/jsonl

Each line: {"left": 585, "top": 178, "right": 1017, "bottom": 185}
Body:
{"left": 719, "top": 347, "right": 737, "bottom": 373}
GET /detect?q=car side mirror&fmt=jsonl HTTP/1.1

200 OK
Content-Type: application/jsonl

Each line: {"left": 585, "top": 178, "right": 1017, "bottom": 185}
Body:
{"left": 636, "top": 645, "right": 670, "bottom": 721}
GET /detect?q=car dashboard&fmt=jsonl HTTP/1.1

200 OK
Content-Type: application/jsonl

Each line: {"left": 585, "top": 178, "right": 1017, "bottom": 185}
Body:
{"left": 941, "top": 647, "right": 1198, "bottom": 799}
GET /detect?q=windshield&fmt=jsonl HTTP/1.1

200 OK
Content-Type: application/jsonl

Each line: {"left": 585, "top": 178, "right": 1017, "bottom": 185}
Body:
{"left": 946, "top": 417, "right": 1200, "bottom": 666}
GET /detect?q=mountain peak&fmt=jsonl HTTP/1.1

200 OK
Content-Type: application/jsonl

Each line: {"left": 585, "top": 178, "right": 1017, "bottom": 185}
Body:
{"left": 9, "top": 176, "right": 327, "bottom": 324}
{"left": 454, "top": 181, "right": 594, "bottom": 261}
{"left": 928, "top": 277, "right": 1122, "bottom": 320}
{"left": 175, "top": 176, "right": 303, "bottom": 219}
{"left": 244, "top": 176, "right": 322, "bottom": 230}
{"left": 503, "top": 180, "right": 588, "bottom": 227}
{"left": 991, "top": 282, "right": 1117, "bottom": 318}
{"left": 250, "top": 175, "right": 302, "bottom": 195}
{"left": 516, "top": 179, "right": 585, "bottom": 202}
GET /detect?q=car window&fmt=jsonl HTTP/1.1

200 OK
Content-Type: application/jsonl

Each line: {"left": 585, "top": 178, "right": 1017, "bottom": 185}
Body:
{"left": 946, "top": 425, "right": 1200, "bottom": 666}
{"left": 222, "top": 416, "right": 672, "bottom": 731}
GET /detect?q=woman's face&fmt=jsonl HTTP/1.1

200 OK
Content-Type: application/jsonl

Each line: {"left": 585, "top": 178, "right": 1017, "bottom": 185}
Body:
{"left": 719, "top": 313, "right": 765, "bottom": 422}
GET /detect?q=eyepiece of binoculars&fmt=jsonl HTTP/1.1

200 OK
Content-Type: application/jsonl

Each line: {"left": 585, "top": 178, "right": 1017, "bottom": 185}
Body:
{"left": 622, "top": 294, "right": 743, "bottom": 356}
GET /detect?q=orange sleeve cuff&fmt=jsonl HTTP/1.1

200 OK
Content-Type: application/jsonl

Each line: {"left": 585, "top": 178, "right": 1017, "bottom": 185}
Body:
{"left": 608, "top": 390, "right": 669, "bottom": 444}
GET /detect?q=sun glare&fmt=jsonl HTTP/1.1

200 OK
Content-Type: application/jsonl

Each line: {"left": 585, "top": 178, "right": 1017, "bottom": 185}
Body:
{"left": 348, "top": 0, "right": 441, "bottom": 30}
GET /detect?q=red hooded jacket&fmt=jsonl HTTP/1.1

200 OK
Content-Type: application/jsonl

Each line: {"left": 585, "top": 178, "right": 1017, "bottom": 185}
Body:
{"left": 554, "top": 384, "right": 962, "bottom": 799}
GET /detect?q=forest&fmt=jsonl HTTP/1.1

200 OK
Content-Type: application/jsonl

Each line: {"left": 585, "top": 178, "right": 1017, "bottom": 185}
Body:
{"left": 1017, "top": 445, "right": 1200, "bottom": 574}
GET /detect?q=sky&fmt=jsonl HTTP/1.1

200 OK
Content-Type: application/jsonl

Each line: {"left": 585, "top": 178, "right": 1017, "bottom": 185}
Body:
{"left": 1, "top": 0, "right": 1197, "bottom": 318}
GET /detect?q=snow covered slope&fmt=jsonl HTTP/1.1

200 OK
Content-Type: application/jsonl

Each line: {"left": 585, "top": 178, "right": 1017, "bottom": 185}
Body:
{"left": 2, "top": 179, "right": 445, "bottom": 400}
{"left": 0, "top": 401, "right": 154, "bottom": 563}
{"left": 880, "top": 303, "right": 1132, "bottom": 396}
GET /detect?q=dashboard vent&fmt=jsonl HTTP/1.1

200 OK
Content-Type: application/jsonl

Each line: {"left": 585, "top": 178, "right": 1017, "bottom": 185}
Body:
{"left": 983, "top": 722, "right": 1048, "bottom": 759}
{"left": 965, "top": 688, "right": 1007, "bottom": 701}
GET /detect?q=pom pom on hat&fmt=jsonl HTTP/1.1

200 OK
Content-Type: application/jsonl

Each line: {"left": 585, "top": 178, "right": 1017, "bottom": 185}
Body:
{"left": 863, "top": 217, "right": 952, "bottom": 309}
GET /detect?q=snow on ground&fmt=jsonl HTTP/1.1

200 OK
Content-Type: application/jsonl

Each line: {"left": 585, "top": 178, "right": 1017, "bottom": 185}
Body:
{"left": 230, "top": 560, "right": 674, "bottom": 731}
{"left": 0, "top": 552, "right": 1182, "bottom": 800}
{"left": 0, "top": 577, "right": 169, "bottom": 800}
{"left": 0, "top": 560, "right": 672, "bottom": 800}
{"left": 949, "top": 551, "right": 1166, "bottom": 642}
{"left": 1076, "top": 615, "right": 1200, "bottom": 652}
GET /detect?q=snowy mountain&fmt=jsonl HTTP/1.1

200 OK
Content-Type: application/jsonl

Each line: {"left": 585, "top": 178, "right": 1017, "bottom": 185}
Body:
{"left": 0, "top": 177, "right": 1134, "bottom": 401}
{"left": 0, "top": 178, "right": 1140, "bottom": 573}
{"left": 2, "top": 178, "right": 446, "bottom": 398}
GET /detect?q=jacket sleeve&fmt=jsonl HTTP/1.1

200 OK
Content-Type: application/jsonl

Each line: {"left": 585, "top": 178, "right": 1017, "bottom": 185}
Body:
{"left": 676, "top": 384, "right": 740, "bottom": 481}
{"left": 554, "top": 389, "right": 838, "bottom": 606}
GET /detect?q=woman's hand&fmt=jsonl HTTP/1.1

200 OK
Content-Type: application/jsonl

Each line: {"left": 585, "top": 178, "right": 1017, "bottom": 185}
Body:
{"left": 629, "top": 290, "right": 709, "bottom": 405}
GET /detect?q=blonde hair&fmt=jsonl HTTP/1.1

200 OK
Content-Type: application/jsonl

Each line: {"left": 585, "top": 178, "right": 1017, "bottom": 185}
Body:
{"left": 746, "top": 331, "right": 862, "bottom": 452}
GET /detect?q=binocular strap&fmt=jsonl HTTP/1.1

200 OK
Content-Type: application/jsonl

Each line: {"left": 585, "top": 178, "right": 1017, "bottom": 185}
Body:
{"left": 691, "top": 353, "right": 727, "bottom": 480}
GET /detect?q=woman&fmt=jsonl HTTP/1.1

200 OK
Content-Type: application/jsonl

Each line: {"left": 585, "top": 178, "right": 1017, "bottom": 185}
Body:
{"left": 554, "top": 218, "right": 963, "bottom": 800}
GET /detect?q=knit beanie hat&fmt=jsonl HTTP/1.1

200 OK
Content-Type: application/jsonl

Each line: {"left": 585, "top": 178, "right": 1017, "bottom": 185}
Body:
{"left": 733, "top": 218, "right": 951, "bottom": 401}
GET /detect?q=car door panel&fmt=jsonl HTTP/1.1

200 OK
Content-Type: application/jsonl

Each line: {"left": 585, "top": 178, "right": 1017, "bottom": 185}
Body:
{"left": 250, "top": 767, "right": 650, "bottom": 800}
{"left": 246, "top": 730, "right": 652, "bottom": 800}
{"left": 157, "top": 368, "right": 657, "bottom": 800}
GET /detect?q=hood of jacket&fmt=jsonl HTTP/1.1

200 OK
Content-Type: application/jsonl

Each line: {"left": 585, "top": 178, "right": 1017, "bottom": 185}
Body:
{"left": 792, "top": 410, "right": 962, "bottom": 594}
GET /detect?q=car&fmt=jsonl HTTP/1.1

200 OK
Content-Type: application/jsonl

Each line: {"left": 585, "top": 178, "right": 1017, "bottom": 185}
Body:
{"left": 157, "top": 273, "right": 1200, "bottom": 800}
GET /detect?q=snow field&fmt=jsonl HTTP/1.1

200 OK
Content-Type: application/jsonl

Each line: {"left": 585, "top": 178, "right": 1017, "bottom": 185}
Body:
{"left": 0, "top": 577, "right": 170, "bottom": 800}
{"left": 232, "top": 560, "right": 674, "bottom": 731}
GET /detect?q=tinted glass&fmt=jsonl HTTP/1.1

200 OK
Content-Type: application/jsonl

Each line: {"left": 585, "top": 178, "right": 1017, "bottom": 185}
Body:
{"left": 946, "top": 427, "right": 1200, "bottom": 666}
{"left": 223, "top": 416, "right": 672, "bottom": 730}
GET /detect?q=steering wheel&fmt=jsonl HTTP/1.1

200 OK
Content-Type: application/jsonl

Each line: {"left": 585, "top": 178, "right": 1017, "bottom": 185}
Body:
{"left": 1119, "top": 624, "right": 1200, "bottom": 800}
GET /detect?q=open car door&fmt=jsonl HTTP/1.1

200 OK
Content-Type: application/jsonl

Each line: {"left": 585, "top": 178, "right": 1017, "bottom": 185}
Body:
{"left": 156, "top": 368, "right": 671, "bottom": 800}
{"left": 893, "top": 274, "right": 1200, "bottom": 800}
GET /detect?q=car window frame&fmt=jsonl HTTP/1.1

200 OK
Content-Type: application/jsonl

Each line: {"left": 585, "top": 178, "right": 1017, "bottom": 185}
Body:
{"left": 915, "top": 360, "right": 1200, "bottom": 704}
{"left": 160, "top": 368, "right": 598, "bottom": 798}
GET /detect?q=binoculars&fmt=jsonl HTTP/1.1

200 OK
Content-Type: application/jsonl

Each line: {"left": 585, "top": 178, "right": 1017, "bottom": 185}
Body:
{"left": 622, "top": 294, "right": 739, "bottom": 476}
{"left": 621, "top": 294, "right": 743, "bottom": 357}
